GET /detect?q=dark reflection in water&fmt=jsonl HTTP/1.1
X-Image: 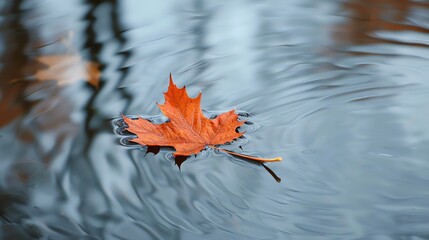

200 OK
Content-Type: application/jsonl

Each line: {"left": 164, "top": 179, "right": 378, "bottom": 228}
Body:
{"left": 1, "top": 0, "right": 429, "bottom": 239}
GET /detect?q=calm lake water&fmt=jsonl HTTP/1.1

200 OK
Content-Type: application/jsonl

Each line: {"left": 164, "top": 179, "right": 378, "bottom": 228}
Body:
{"left": 1, "top": 0, "right": 429, "bottom": 239}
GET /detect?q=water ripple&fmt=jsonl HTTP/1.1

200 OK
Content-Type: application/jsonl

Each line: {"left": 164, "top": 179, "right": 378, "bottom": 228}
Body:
{"left": 2, "top": 0, "right": 429, "bottom": 239}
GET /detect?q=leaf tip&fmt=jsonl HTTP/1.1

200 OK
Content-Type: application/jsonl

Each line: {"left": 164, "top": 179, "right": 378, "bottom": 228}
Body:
{"left": 169, "top": 73, "right": 174, "bottom": 86}
{"left": 196, "top": 91, "right": 202, "bottom": 100}
{"left": 121, "top": 113, "right": 130, "bottom": 122}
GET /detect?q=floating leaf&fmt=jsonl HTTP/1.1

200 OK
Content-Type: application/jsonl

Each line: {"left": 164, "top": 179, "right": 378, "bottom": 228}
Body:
{"left": 123, "top": 74, "right": 282, "bottom": 181}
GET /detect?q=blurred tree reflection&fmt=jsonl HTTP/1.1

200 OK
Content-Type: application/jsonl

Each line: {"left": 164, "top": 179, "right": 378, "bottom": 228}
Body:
{"left": 0, "top": 1, "right": 38, "bottom": 239}
{"left": 0, "top": 1, "right": 35, "bottom": 128}
{"left": 335, "top": 0, "right": 429, "bottom": 45}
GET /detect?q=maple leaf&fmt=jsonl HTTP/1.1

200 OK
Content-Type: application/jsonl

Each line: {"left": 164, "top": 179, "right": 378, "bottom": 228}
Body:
{"left": 122, "top": 75, "right": 282, "bottom": 182}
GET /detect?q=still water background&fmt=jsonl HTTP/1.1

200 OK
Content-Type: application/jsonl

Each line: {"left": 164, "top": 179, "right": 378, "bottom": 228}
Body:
{"left": 1, "top": 0, "right": 429, "bottom": 239}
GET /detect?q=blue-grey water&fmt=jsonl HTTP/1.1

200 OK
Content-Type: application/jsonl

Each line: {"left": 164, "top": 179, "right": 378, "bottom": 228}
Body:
{"left": 1, "top": 0, "right": 429, "bottom": 239}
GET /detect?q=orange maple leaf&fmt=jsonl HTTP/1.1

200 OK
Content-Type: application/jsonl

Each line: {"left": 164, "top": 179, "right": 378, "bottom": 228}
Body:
{"left": 122, "top": 74, "right": 282, "bottom": 181}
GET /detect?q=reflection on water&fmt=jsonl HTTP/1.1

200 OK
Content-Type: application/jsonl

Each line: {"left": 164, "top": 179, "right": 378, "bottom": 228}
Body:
{"left": 1, "top": 0, "right": 429, "bottom": 239}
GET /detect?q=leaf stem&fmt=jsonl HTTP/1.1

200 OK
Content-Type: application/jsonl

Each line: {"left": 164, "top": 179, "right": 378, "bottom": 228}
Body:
{"left": 261, "top": 163, "right": 282, "bottom": 183}
{"left": 210, "top": 146, "right": 282, "bottom": 183}
{"left": 210, "top": 146, "right": 282, "bottom": 162}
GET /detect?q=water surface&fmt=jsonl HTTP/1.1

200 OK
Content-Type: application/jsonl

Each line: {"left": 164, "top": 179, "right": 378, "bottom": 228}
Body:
{"left": 1, "top": 0, "right": 429, "bottom": 239}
